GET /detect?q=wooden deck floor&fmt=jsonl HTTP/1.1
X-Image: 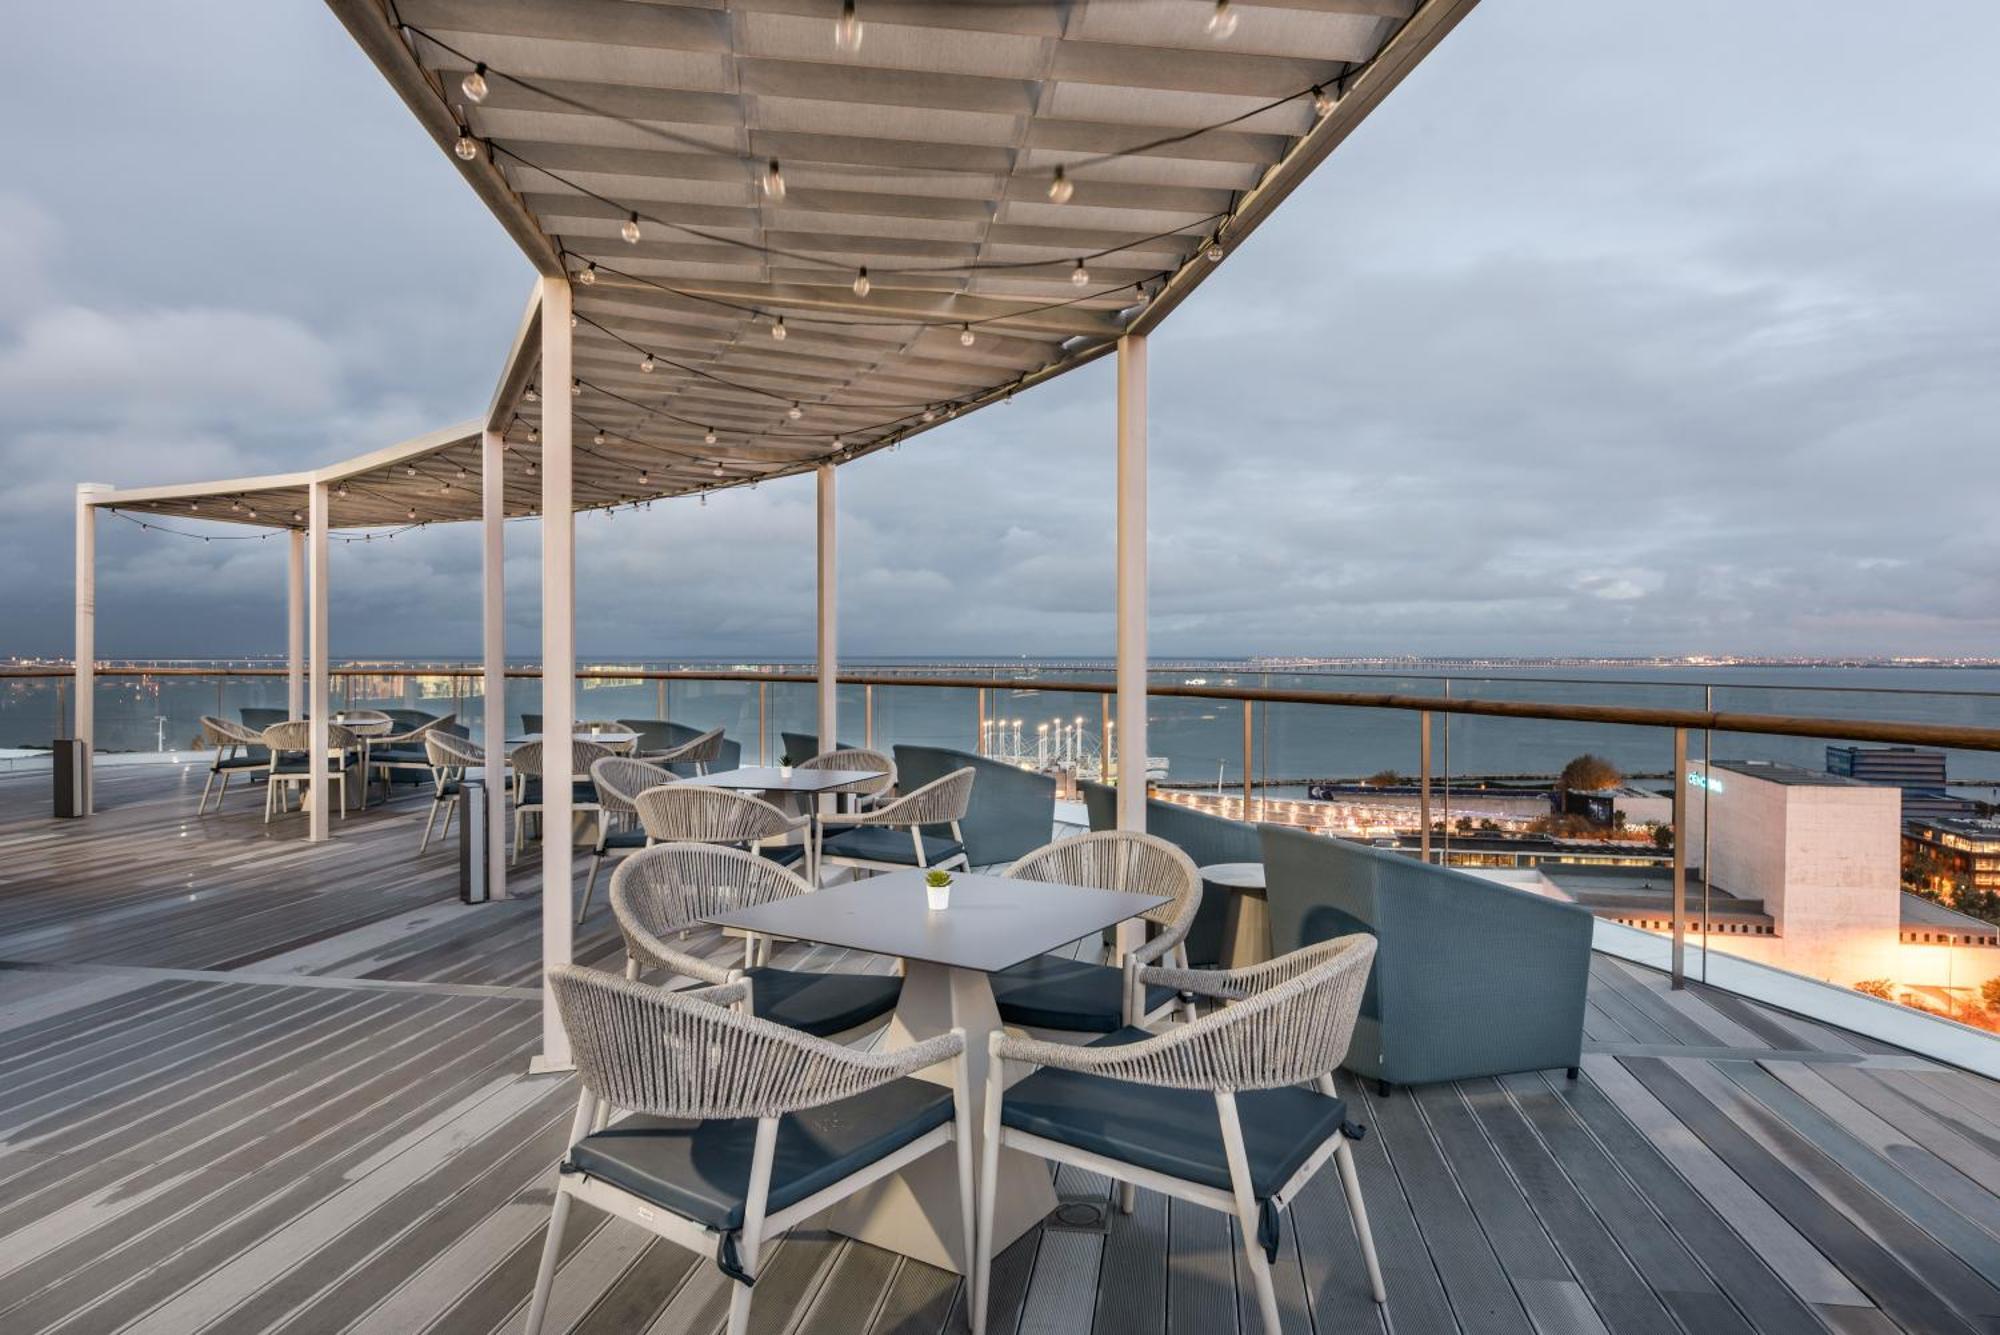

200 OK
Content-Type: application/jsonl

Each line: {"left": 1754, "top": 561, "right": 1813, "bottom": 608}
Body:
{"left": 3, "top": 764, "right": 1999, "bottom": 1334}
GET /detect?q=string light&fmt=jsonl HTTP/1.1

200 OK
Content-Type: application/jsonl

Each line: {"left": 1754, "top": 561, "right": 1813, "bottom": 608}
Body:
{"left": 527, "top": 427, "right": 539, "bottom": 443}
{"left": 1048, "top": 165, "right": 1074, "bottom": 205}
{"left": 461, "top": 63, "right": 489, "bottom": 103}
{"left": 577, "top": 263, "right": 596, "bottom": 286}
{"left": 1070, "top": 258, "right": 1089, "bottom": 286}
{"left": 960, "top": 324, "right": 976, "bottom": 347}
{"left": 291, "top": 510, "right": 303, "bottom": 523}
{"left": 1206, "top": 237, "right": 1226, "bottom": 262}
{"left": 246, "top": 507, "right": 257, "bottom": 518}
{"left": 593, "top": 431, "right": 607, "bottom": 446}
{"left": 455, "top": 466, "right": 468, "bottom": 479}
{"left": 408, "top": 506, "right": 418, "bottom": 520}
{"left": 1206, "top": 0, "right": 1237, "bottom": 39}
{"left": 524, "top": 386, "right": 539, "bottom": 403}
{"left": 704, "top": 428, "right": 717, "bottom": 445}
{"left": 834, "top": 0, "right": 862, "bottom": 53}
{"left": 1312, "top": 84, "right": 1335, "bottom": 117}
{"left": 571, "top": 379, "right": 582, "bottom": 396}
{"left": 406, "top": 464, "right": 419, "bottom": 476}
{"left": 771, "top": 315, "right": 787, "bottom": 341}
{"left": 787, "top": 403, "right": 803, "bottom": 420}
{"left": 852, "top": 266, "right": 870, "bottom": 297}
{"left": 638, "top": 469, "right": 649, "bottom": 485}
{"left": 921, "top": 407, "right": 936, "bottom": 423}
{"left": 230, "top": 500, "right": 241, "bottom": 511}
{"left": 526, "top": 459, "right": 538, "bottom": 474}
{"left": 454, "top": 127, "right": 478, "bottom": 161}
{"left": 712, "top": 462, "right": 724, "bottom": 477}
{"left": 336, "top": 485, "right": 349, "bottom": 499}
{"left": 762, "top": 158, "right": 786, "bottom": 201}
{"left": 639, "top": 353, "right": 655, "bottom": 373}
{"left": 189, "top": 501, "right": 199, "bottom": 511}
{"left": 621, "top": 213, "right": 642, "bottom": 244}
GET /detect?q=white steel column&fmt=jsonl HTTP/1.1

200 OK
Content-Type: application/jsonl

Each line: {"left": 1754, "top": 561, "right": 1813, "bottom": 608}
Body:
{"left": 287, "top": 528, "right": 305, "bottom": 717}
{"left": 481, "top": 428, "right": 509, "bottom": 900}
{"left": 74, "top": 484, "right": 110, "bottom": 812}
{"left": 536, "top": 277, "right": 576, "bottom": 1070}
{"left": 307, "top": 481, "right": 332, "bottom": 843}
{"left": 816, "top": 462, "right": 838, "bottom": 746}
{"left": 1114, "top": 335, "right": 1148, "bottom": 836}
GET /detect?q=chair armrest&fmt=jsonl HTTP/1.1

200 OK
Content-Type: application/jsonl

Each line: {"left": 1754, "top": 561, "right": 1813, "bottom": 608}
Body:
{"left": 623, "top": 924, "right": 737, "bottom": 986}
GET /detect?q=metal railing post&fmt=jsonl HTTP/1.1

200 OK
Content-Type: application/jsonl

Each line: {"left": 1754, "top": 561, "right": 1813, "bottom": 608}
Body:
{"left": 1440, "top": 679, "right": 1451, "bottom": 865}
{"left": 1241, "top": 699, "right": 1253, "bottom": 822}
{"left": 865, "top": 684, "right": 875, "bottom": 749}
{"left": 1702, "top": 685, "right": 1713, "bottom": 985}
{"left": 1672, "top": 726, "right": 1689, "bottom": 989}
{"left": 55, "top": 679, "right": 67, "bottom": 741}
{"left": 976, "top": 687, "right": 987, "bottom": 755}
{"left": 1419, "top": 710, "right": 1432, "bottom": 863}
{"left": 757, "top": 681, "right": 768, "bottom": 765}
{"left": 657, "top": 678, "right": 666, "bottom": 719}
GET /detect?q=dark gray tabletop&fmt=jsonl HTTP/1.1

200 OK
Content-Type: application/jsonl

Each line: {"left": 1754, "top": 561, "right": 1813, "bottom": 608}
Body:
{"left": 703, "top": 871, "right": 1168, "bottom": 973}
{"left": 694, "top": 765, "right": 886, "bottom": 793}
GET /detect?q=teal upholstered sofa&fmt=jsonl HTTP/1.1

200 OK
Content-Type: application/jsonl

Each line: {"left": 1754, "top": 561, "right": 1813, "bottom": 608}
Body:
{"left": 1078, "top": 780, "right": 1252, "bottom": 967}
{"left": 1260, "top": 823, "right": 1591, "bottom": 1091}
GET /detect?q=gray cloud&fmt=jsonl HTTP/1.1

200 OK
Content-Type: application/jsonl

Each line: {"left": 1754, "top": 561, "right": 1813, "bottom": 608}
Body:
{"left": 1, "top": 0, "right": 1995, "bottom": 661}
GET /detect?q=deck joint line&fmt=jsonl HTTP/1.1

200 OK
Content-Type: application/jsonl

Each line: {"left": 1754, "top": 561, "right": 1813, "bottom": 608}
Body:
{"left": 0, "top": 958, "right": 542, "bottom": 1000}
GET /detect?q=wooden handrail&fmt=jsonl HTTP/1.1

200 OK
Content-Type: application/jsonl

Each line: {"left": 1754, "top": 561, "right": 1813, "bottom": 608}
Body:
{"left": 8, "top": 665, "right": 2000, "bottom": 752}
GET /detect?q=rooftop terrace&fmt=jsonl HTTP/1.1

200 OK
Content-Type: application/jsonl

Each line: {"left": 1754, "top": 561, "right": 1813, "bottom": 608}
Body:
{"left": 6, "top": 763, "right": 2000, "bottom": 1335}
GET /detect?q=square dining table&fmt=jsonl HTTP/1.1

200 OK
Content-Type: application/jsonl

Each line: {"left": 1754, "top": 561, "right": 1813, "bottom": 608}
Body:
{"left": 690, "top": 765, "right": 889, "bottom": 868}
{"left": 703, "top": 869, "right": 1169, "bottom": 1273}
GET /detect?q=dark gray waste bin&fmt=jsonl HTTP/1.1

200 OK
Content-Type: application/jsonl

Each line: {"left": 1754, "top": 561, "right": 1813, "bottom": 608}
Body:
{"left": 459, "top": 770, "right": 492, "bottom": 904}
{"left": 53, "top": 740, "right": 90, "bottom": 817}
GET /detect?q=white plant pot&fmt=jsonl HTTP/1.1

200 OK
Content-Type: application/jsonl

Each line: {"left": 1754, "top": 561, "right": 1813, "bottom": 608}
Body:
{"left": 925, "top": 882, "right": 952, "bottom": 912}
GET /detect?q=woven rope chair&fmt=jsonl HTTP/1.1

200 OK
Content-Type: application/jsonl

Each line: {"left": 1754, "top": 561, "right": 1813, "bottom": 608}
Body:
{"left": 992, "top": 830, "right": 1203, "bottom": 1035}
{"left": 643, "top": 724, "right": 726, "bottom": 774}
{"left": 815, "top": 767, "right": 974, "bottom": 876}
{"left": 417, "top": 732, "right": 483, "bottom": 853}
{"left": 196, "top": 715, "right": 268, "bottom": 814}
{"left": 367, "top": 711, "right": 456, "bottom": 807}
{"left": 632, "top": 784, "right": 810, "bottom": 878}
{"left": 260, "top": 721, "right": 358, "bottom": 823}
{"left": 526, "top": 964, "right": 970, "bottom": 1335}
{"left": 510, "top": 739, "right": 615, "bottom": 865}
{"left": 973, "top": 936, "right": 1383, "bottom": 1335}
{"left": 576, "top": 756, "right": 678, "bottom": 922}
{"left": 796, "top": 746, "right": 897, "bottom": 810}
{"left": 610, "top": 843, "right": 903, "bottom": 1039}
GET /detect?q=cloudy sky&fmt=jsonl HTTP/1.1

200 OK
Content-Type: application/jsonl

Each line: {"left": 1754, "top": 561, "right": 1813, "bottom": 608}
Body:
{"left": 2, "top": 1, "right": 1995, "bottom": 662}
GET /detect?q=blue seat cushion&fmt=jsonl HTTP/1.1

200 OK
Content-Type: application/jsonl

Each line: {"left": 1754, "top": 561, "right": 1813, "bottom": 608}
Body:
{"left": 601, "top": 825, "right": 650, "bottom": 850}
{"left": 521, "top": 778, "right": 598, "bottom": 806}
{"left": 755, "top": 842, "right": 808, "bottom": 868}
{"left": 564, "top": 1076, "right": 950, "bottom": 1231}
{"left": 745, "top": 966, "right": 902, "bottom": 1036}
{"left": 1001, "top": 1026, "right": 1348, "bottom": 1197}
{"left": 211, "top": 754, "right": 267, "bottom": 772}
{"left": 368, "top": 745, "right": 431, "bottom": 765}
{"left": 818, "top": 825, "right": 963, "bottom": 868}
{"left": 989, "top": 955, "right": 1177, "bottom": 1033}
{"left": 271, "top": 756, "right": 349, "bottom": 776}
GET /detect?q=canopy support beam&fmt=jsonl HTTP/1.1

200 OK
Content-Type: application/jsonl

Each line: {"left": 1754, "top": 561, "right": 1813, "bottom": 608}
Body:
{"left": 1114, "top": 334, "right": 1147, "bottom": 954}
{"left": 482, "top": 428, "right": 509, "bottom": 901}
{"left": 72, "top": 484, "right": 110, "bottom": 813}
{"left": 817, "top": 462, "right": 838, "bottom": 747}
{"left": 307, "top": 481, "right": 331, "bottom": 843}
{"left": 287, "top": 529, "right": 305, "bottom": 718}
{"left": 535, "top": 276, "right": 576, "bottom": 1073}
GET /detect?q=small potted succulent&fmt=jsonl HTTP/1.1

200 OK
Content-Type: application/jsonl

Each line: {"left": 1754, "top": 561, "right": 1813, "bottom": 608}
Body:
{"left": 924, "top": 868, "right": 954, "bottom": 911}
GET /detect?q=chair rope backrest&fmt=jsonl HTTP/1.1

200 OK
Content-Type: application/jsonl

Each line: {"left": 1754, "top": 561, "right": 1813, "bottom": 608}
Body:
{"left": 867, "top": 767, "right": 975, "bottom": 826}
{"left": 1006, "top": 935, "right": 1377, "bottom": 1093}
{"left": 609, "top": 842, "right": 813, "bottom": 983}
{"left": 633, "top": 784, "right": 797, "bottom": 845}
{"left": 1008, "top": 830, "right": 1200, "bottom": 934}
{"left": 200, "top": 715, "right": 263, "bottom": 748}
{"left": 798, "top": 747, "right": 896, "bottom": 801}
{"left": 550, "top": 963, "right": 960, "bottom": 1120}
{"left": 338, "top": 709, "right": 393, "bottom": 727}
{"left": 654, "top": 726, "right": 726, "bottom": 764}
{"left": 592, "top": 756, "right": 677, "bottom": 815}
{"left": 425, "top": 732, "right": 484, "bottom": 768}
{"left": 510, "top": 739, "right": 615, "bottom": 781}
{"left": 261, "top": 721, "right": 359, "bottom": 752}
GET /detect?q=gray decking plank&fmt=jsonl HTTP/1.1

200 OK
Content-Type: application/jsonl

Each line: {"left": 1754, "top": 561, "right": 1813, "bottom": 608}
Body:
{"left": 1093, "top": 1183, "right": 1167, "bottom": 1335}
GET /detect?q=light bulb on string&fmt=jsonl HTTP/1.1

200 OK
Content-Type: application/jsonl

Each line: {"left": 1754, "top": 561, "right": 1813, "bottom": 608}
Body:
{"left": 1070, "top": 258, "right": 1089, "bottom": 286}
{"left": 526, "top": 459, "right": 538, "bottom": 474}
{"left": 852, "top": 267, "right": 870, "bottom": 297}
{"left": 231, "top": 500, "right": 241, "bottom": 511}
{"left": 835, "top": 0, "right": 862, "bottom": 52}
{"left": 921, "top": 407, "right": 936, "bottom": 423}
{"left": 569, "top": 314, "right": 577, "bottom": 329}
{"left": 461, "top": 63, "right": 489, "bottom": 103}
{"left": 527, "top": 427, "right": 539, "bottom": 444}
{"left": 406, "top": 464, "right": 418, "bottom": 477}
{"left": 291, "top": 510, "right": 303, "bottom": 523}
{"left": 639, "top": 354, "right": 655, "bottom": 373}
{"left": 594, "top": 432, "right": 607, "bottom": 446}
{"left": 638, "top": 470, "right": 650, "bottom": 486}
{"left": 577, "top": 263, "right": 596, "bottom": 286}
{"left": 771, "top": 316, "right": 787, "bottom": 341}
{"left": 456, "top": 466, "right": 468, "bottom": 480}
{"left": 336, "top": 485, "right": 348, "bottom": 499}
{"left": 1048, "top": 166, "right": 1074, "bottom": 204}
{"left": 704, "top": 428, "right": 717, "bottom": 445}
{"left": 1206, "top": 0, "right": 1237, "bottom": 39}
{"left": 787, "top": 403, "right": 803, "bottom": 420}
{"left": 454, "top": 127, "right": 478, "bottom": 161}
{"left": 524, "top": 386, "right": 539, "bottom": 403}
{"left": 1206, "top": 238, "right": 1226, "bottom": 262}
{"left": 408, "top": 507, "right": 418, "bottom": 521}
{"left": 246, "top": 507, "right": 256, "bottom": 518}
{"left": 571, "top": 379, "right": 582, "bottom": 397}
{"left": 712, "top": 462, "right": 724, "bottom": 477}
{"left": 621, "top": 213, "right": 642, "bottom": 244}
{"left": 190, "top": 501, "right": 199, "bottom": 511}
{"left": 960, "top": 324, "right": 976, "bottom": 347}
{"left": 1312, "top": 84, "right": 1335, "bottom": 117}
{"left": 762, "top": 158, "right": 786, "bottom": 201}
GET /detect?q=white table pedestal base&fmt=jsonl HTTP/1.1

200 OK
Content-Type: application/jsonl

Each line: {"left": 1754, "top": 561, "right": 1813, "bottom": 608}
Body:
{"left": 827, "top": 959, "right": 1055, "bottom": 1272}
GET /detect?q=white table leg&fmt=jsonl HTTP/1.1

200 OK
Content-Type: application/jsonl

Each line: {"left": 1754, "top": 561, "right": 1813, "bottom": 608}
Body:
{"left": 828, "top": 959, "right": 1056, "bottom": 1272}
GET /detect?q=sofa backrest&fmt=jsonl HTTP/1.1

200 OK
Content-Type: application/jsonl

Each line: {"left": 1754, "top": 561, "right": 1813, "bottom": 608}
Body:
{"left": 779, "top": 731, "right": 862, "bottom": 767}
{"left": 618, "top": 718, "right": 742, "bottom": 774}
{"left": 895, "top": 745, "right": 1055, "bottom": 866}
{"left": 1078, "top": 780, "right": 1261, "bottom": 867}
